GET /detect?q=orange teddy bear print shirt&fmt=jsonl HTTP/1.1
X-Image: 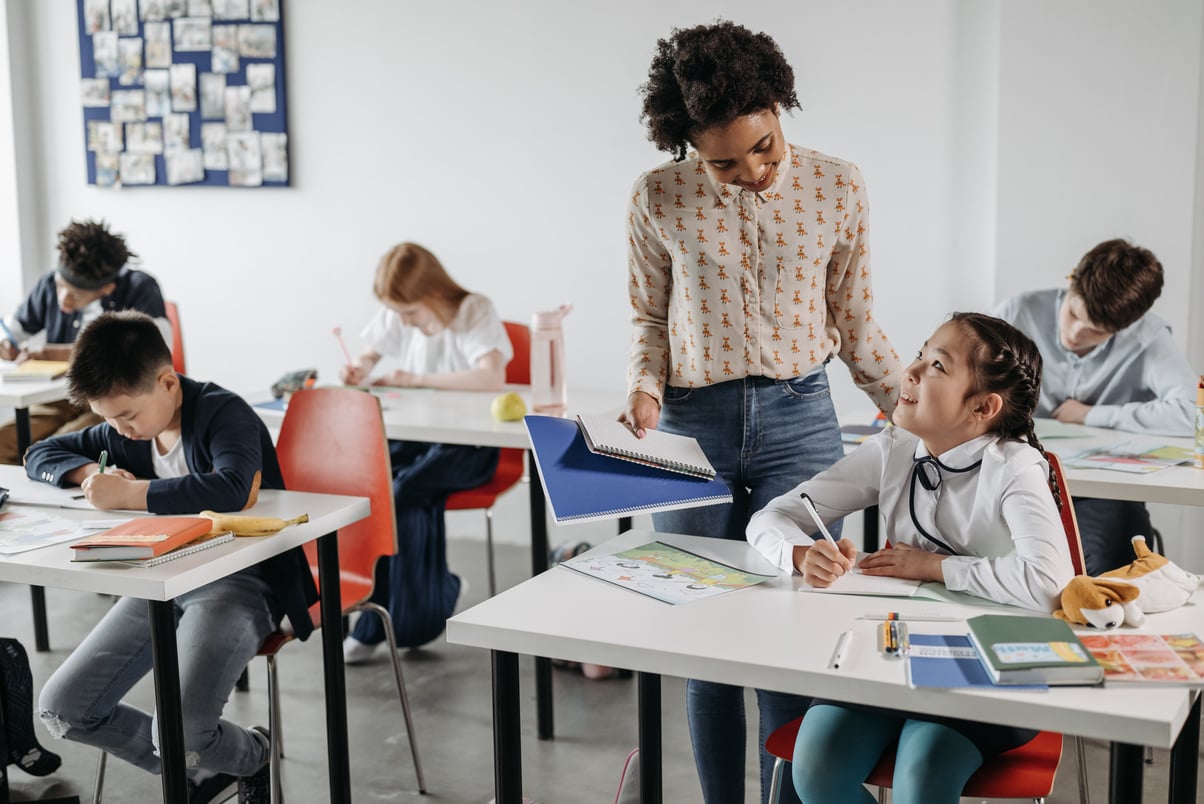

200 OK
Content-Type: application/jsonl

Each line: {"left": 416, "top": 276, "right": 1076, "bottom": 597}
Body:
{"left": 625, "top": 143, "right": 901, "bottom": 414}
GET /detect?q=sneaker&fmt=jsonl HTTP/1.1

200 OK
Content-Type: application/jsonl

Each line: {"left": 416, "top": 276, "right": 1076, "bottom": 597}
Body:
{"left": 190, "top": 771, "right": 237, "bottom": 804}
{"left": 342, "top": 635, "right": 379, "bottom": 665}
{"left": 237, "top": 727, "right": 271, "bottom": 804}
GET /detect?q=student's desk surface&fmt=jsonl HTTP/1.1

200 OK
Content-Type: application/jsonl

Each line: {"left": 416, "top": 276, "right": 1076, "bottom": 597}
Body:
{"left": 0, "top": 375, "right": 71, "bottom": 407}
{"left": 448, "top": 529, "right": 1202, "bottom": 804}
{"left": 0, "top": 465, "right": 370, "bottom": 804}
{"left": 1037, "top": 419, "right": 1204, "bottom": 506}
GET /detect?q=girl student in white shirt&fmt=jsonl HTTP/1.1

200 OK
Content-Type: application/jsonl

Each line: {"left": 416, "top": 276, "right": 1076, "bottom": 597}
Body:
{"left": 746, "top": 312, "right": 1075, "bottom": 804}
{"left": 339, "top": 242, "right": 511, "bottom": 664}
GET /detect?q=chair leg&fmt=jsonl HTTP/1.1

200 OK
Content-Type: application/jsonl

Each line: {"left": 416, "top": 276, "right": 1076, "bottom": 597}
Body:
{"left": 767, "top": 757, "right": 784, "bottom": 804}
{"left": 266, "top": 654, "right": 284, "bottom": 804}
{"left": 361, "top": 602, "right": 427, "bottom": 793}
{"left": 92, "top": 750, "right": 106, "bottom": 804}
{"left": 1144, "top": 744, "right": 1154, "bottom": 764}
{"left": 877, "top": 786, "right": 888, "bottom": 803}
{"left": 485, "top": 508, "right": 497, "bottom": 597}
{"left": 1074, "top": 735, "right": 1091, "bottom": 804}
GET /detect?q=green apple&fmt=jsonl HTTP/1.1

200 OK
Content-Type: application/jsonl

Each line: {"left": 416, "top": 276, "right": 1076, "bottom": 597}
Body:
{"left": 490, "top": 391, "right": 527, "bottom": 422}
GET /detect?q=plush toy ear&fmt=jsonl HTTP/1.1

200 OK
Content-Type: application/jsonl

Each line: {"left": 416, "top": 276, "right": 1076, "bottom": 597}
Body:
{"left": 1053, "top": 608, "right": 1074, "bottom": 623}
{"left": 1089, "top": 578, "right": 1142, "bottom": 603}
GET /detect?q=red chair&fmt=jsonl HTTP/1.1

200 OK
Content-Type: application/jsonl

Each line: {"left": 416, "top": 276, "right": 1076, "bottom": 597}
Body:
{"left": 765, "top": 453, "right": 1090, "bottom": 804}
{"left": 444, "top": 321, "right": 530, "bottom": 596}
{"left": 164, "top": 300, "right": 186, "bottom": 374}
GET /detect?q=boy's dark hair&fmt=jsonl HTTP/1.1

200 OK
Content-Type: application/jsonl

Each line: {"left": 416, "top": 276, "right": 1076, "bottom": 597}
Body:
{"left": 951, "top": 312, "right": 1062, "bottom": 511}
{"left": 1069, "top": 238, "right": 1163, "bottom": 332}
{"left": 67, "top": 311, "right": 172, "bottom": 405}
{"left": 639, "top": 21, "right": 801, "bottom": 161}
{"left": 56, "top": 219, "right": 134, "bottom": 289}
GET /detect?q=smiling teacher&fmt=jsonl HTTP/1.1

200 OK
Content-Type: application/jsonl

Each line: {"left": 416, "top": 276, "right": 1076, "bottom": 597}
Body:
{"left": 618, "top": 21, "right": 904, "bottom": 804}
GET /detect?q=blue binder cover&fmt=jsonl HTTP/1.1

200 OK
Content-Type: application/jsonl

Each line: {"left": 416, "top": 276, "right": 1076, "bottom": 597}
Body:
{"left": 524, "top": 415, "right": 733, "bottom": 523}
{"left": 907, "top": 633, "right": 1047, "bottom": 690}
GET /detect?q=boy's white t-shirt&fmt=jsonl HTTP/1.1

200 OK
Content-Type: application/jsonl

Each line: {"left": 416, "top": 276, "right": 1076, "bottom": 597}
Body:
{"left": 151, "top": 435, "right": 188, "bottom": 479}
{"left": 360, "top": 293, "right": 512, "bottom": 374}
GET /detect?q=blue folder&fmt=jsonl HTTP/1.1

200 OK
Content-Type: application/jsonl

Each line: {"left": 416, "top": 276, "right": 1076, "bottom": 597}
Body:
{"left": 524, "top": 415, "right": 733, "bottom": 523}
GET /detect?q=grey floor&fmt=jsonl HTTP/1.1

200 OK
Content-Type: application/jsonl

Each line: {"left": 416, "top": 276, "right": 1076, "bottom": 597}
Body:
{"left": 2, "top": 535, "right": 1201, "bottom": 803}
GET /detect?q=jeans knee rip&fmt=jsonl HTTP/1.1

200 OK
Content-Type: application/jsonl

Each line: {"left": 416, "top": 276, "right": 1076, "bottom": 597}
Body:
{"left": 38, "top": 710, "right": 69, "bottom": 739}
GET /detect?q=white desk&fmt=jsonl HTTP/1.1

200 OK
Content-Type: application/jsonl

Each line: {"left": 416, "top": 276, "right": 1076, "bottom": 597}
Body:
{"left": 0, "top": 377, "right": 72, "bottom": 651}
{"left": 1041, "top": 421, "right": 1204, "bottom": 506}
{"left": 0, "top": 466, "right": 370, "bottom": 804}
{"left": 448, "top": 529, "right": 1202, "bottom": 804}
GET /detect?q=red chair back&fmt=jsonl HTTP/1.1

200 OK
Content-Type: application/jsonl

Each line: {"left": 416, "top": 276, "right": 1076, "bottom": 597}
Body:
{"left": 1047, "top": 452, "right": 1086, "bottom": 575}
{"left": 503, "top": 321, "right": 530, "bottom": 384}
{"left": 165, "top": 300, "right": 186, "bottom": 374}
{"left": 275, "top": 387, "right": 397, "bottom": 610}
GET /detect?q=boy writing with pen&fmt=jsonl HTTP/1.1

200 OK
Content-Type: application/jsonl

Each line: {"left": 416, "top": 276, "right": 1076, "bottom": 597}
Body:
{"left": 747, "top": 313, "right": 1074, "bottom": 804}
{"left": 24, "top": 311, "right": 315, "bottom": 803}
{"left": 0, "top": 219, "right": 171, "bottom": 464}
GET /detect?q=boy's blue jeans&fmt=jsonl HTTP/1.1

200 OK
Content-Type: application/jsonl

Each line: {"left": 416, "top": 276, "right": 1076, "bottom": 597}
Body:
{"left": 38, "top": 572, "right": 276, "bottom": 778}
{"left": 651, "top": 369, "right": 845, "bottom": 804}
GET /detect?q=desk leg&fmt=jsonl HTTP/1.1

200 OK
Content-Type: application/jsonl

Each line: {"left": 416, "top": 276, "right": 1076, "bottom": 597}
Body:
{"left": 17, "top": 407, "right": 51, "bottom": 654}
{"left": 1109, "top": 742, "right": 1143, "bottom": 804}
{"left": 492, "top": 650, "right": 523, "bottom": 804}
{"left": 527, "top": 454, "right": 554, "bottom": 741}
{"left": 637, "top": 672, "right": 662, "bottom": 804}
{"left": 1168, "top": 693, "right": 1201, "bottom": 804}
{"left": 317, "top": 532, "right": 351, "bottom": 804}
{"left": 863, "top": 505, "right": 880, "bottom": 553}
{"left": 148, "top": 600, "right": 188, "bottom": 804}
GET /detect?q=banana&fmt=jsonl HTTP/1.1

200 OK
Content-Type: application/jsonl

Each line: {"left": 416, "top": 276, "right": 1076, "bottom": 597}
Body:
{"left": 200, "top": 510, "right": 309, "bottom": 537}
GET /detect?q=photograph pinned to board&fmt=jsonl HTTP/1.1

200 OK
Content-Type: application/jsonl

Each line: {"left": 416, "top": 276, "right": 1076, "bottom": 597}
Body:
{"left": 74, "top": 0, "right": 289, "bottom": 188}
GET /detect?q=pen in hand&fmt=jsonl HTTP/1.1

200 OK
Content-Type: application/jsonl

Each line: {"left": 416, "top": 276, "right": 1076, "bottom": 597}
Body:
{"left": 97, "top": 450, "right": 108, "bottom": 475}
{"left": 800, "top": 494, "right": 838, "bottom": 546}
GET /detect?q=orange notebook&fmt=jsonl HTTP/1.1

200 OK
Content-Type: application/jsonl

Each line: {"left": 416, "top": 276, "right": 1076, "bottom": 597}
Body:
{"left": 70, "top": 516, "right": 213, "bottom": 562}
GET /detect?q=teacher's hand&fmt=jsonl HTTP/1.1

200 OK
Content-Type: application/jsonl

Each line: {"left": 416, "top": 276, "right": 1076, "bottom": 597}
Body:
{"left": 618, "top": 391, "right": 660, "bottom": 438}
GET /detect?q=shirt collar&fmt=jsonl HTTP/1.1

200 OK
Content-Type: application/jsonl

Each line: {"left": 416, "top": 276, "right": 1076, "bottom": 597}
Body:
{"left": 911, "top": 432, "right": 994, "bottom": 467}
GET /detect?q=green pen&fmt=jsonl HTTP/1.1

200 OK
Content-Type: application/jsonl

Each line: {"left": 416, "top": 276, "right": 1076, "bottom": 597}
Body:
{"left": 97, "top": 450, "right": 108, "bottom": 475}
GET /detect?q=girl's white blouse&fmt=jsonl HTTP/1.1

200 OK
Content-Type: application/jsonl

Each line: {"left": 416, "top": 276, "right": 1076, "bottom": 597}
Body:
{"left": 746, "top": 428, "right": 1074, "bottom": 611}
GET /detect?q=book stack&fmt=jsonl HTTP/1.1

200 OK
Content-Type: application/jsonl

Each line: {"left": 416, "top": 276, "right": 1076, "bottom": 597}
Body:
{"left": 0, "top": 360, "right": 70, "bottom": 382}
{"left": 70, "top": 516, "right": 223, "bottom": 563}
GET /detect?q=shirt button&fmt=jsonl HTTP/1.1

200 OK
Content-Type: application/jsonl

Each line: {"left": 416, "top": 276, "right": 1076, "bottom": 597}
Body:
{"left": 73, "top": 320, "right": 80, "bottom": 328}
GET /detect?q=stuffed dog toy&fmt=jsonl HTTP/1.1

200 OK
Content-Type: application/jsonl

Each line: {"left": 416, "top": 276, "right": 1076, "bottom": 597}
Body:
{"left": 1054, "top": 535, "right": 1199, "bottom": 628}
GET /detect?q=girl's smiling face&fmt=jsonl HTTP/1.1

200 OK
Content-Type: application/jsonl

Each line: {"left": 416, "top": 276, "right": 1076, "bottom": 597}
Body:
{"left": 893, "top": 321, "right": 1000, "bottom": 455}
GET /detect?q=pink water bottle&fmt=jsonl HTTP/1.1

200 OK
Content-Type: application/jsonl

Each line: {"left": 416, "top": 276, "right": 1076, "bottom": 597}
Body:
{"left": 530, "top": 304, "right": 572, "bottom": 414}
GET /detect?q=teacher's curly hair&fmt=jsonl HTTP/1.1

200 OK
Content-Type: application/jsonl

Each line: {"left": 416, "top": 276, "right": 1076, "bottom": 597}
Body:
{"left": 638, "top": 20, "right": 801, "bottom": 162}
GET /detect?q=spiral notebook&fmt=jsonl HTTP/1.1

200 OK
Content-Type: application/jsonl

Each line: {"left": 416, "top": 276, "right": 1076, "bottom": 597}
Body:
{"left": 524, "top": 415, "right": 732, "bottom": 523}
{"left": 576, "top": 413, "right": 717, "bottom": 479}
{"left": 120, "top": 532, "right": 235, "bottom": 567}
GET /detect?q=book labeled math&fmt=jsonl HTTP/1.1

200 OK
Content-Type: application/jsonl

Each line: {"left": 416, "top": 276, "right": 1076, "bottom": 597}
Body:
{"left": 70, "top": 516, "right": 214, "bottom": 561}
{"left": 966, "top": 614, "right": 1103, "bottom": 686}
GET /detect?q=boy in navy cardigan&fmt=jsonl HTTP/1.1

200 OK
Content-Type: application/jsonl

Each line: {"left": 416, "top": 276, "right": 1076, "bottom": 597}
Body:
{"left": 25, "top": 311, "right": 315, "bottom": 804}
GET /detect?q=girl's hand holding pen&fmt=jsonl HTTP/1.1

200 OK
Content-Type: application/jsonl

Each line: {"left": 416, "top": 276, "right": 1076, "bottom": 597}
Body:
{"left": 798, "top": 538, "right": 857, "bottom": 587}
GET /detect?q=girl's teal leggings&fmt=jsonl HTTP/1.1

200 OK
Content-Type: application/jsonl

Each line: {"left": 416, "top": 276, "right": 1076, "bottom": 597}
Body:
{"left": 791, "top": 704, "right": 983, "bottom": 804}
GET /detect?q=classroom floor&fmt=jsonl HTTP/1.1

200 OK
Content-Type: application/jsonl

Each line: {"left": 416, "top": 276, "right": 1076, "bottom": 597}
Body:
{"left": 2, "top": 533, "right": 1200, "bottom": 803}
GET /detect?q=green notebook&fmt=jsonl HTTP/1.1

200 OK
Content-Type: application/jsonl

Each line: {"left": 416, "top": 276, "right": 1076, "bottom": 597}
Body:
{"left": 966, "top": 614, "right": 1103, "bottom": 686}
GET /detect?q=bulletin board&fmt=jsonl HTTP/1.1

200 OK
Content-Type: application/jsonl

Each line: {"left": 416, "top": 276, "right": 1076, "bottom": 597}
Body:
{"left": 75, "top": 0, "right": 289, "bottom": 188}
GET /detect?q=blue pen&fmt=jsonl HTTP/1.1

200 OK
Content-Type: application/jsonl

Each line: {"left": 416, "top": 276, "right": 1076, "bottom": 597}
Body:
{"left": 0, "top": 318, "right": 16, "bottom": 346}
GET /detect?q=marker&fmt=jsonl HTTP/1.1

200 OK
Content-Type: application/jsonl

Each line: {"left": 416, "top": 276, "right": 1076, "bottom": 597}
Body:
{"left": 97, "top": 450, "right": 108, "bottom": 475}
{"left": 332, "top": 326, "right": 354, "bottom": 366}
{"left": 858, "top": 614, "right": 961, "bottom": 623}
{"left": 799, "top": 494, "right": 837, "bottom": 546}
{"left": 830, "top": 630, "right": 853, "bottom": 669}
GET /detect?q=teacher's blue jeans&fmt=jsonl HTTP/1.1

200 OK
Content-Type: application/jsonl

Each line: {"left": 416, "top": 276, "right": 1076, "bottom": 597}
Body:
{"left": 652, "top": 369, "right": 845, "bottom": 804}
{"left": 38, "top": 572, "right": 276, "bottom": 778}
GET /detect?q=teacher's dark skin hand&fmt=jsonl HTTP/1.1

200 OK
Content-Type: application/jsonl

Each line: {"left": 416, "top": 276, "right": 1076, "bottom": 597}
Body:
{"left": 618, "top": 391, "right": 660, "bottom": 438}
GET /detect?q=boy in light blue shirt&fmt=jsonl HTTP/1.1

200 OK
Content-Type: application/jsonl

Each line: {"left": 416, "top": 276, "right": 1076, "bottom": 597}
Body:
{"left": 994, "top": 238, "right": 1197, "bottom": 574}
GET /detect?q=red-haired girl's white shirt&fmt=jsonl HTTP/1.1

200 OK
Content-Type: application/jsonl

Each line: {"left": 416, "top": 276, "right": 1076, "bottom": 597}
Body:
{"left": 361, "top": 293, "right": 512, "bottom": 375}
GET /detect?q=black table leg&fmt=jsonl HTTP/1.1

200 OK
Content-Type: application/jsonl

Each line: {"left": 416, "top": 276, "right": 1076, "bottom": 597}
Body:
{"left": 317, "top": 532, "right": 351, "bottom": 804}
{"left": 17, "top": 407, "right": 50, "bottom": 654}
{"left": 148, "top": 600, "right": 188, "bottom": 803}
{"left": 527, "top": 454, "right": 554, "bottom": 740}
{"left": 1168, "top": 694, "right": 1200, "bottom": 804}
{"left": 1109, "top": 742, "right": 1144, "bottom": 804}
{"left": 637, "top": 672, "right": 662, "bottom": 804}
{"left": 492, "top": 650, "right": 523, "bottom": 804}
{"left": 863, "top": 505, "right": 880, "bottom": 553}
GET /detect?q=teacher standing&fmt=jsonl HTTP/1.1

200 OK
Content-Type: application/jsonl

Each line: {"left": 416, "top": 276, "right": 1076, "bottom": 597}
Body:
{"left": 619, "top": 21, "right": 903, "bottom": 804}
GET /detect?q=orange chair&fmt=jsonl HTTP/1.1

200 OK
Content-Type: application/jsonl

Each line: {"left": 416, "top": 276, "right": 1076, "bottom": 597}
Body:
{"left": 765, "top": 453, "right": 1090, "bottom": 804}
{"left": 444, "top": 321, "right": 530, "bottom": 596}
{"left": 269, "top": 387, "right": 426, "bottom": 797}
{"left": 164, "top": 300, "right": 186, "bottom": 374}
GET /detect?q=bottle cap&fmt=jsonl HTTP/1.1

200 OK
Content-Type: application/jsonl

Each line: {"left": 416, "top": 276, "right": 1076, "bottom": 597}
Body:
{"left": 532, "top": 303, "right": 573, "bottom": 329}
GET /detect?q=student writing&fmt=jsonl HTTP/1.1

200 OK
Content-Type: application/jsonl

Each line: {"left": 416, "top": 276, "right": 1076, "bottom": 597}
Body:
{"left": 994, "top": 238, "right": 1198, "bottom": 574}
{"left": 0, "top": 219, "right": 171, "bottom": 464}
{"left": 24, "top": 311, "right": 316, "bottom": 803}
{"left": 339, "top": 242, "right": 510, "bottom": 664}
{"left": 746, "top": 313, "right": 1075, "bottom": 804}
